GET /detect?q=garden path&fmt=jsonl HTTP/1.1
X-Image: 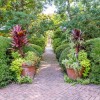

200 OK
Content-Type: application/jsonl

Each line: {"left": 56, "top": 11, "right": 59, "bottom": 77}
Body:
{"left": 0, "top": 45, "right": 100, "bottom": 100}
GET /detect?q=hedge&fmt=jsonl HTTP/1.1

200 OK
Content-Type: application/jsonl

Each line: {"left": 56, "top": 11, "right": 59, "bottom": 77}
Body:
{"left": 85, "top": 38, "right": 100, "bottom": 84}
{"left": 0, "top": 36, "right": 12, "bottom": 88}
{"left": 59, "top": 47, "right": 70, "bottom": 71}
{"left": 52, "top": 38, "right": 62, "bottom": 51}
{"left": 23, "top": 45, "right": 40, "bottom": 56}
{"left": 29, "top": 36, "right": 45, "bottom": 50}
{"left": 30, "top": 44, "right": 44, "bottom": 55}
{"left": 55, "top": 44, "right": 68, "bottom": 59}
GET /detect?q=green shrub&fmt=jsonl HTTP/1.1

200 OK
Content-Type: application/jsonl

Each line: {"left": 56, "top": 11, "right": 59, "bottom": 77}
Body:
{"left": 20, "top": 76, "right": 32, "bottom": 84}
{"left": 11, "top": 51, "right": 21, "bottom": 59}
{"left": 64, "top": 8, "right": 100, "bottom": 40}
{"left": 52, "top": 38, "right": 62, "bottom": 51}
{"left": 55, "top": 44, "right": 68, "bottom": 59}
{"left": 23, "top": 45, "right": 40, "bottom": 56}
{"left": 85, "top": 38, "right": 100, "bottom": 84}
{"left": 59, "top": 47, "right": 70, "bottom": 70}
{"left": 0, "top": 36, "right": 12, "bottom": 88}
{"left": 10, "top": 58, "right": 24, "bottom": 83}
{"left": 78, "top": 50, "right": 91, "bottom": 78}
{"left": 52, "top": 29, "right": 63, "bottom": 39}
{"left": 30, "top": 44, "right": 43, "bottom": 55}
{"left": 25, "top": 51, "right": 40, "bottom": 67}
{"left": 0, "top": 64, "right": 12, "bottom": 88}
{"left": 30, "top": 36, "right": 45, "bottom": 50}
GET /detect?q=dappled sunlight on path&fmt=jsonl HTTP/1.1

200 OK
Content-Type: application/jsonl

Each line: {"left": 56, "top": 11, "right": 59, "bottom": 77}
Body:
{"left": 0, "top": 44, "right": 100, "bottom": 100}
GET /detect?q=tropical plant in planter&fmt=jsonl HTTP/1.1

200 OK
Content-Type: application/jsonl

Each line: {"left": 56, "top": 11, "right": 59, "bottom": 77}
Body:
{"left": 62, "top": 49, "right": 91, "bottom": 80}
{"left": 62, "top": 29, "right": 91, "bottom": 80}
{"left": 10, "top": 25, "right": 41, "bottom": 83}
{"left": 10, "top": 51, "right": 39, "bottom": 83}
{"left": 10, "top": 58, "right": 33, "bottom": 84}
{"left": 62, "top": 49, "right": 83, "bottom": 80}
{"left": 22, "top": 51, "right": 40, "bottom": 78}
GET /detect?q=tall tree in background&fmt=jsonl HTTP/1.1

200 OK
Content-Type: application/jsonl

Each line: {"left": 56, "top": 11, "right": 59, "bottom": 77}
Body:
{"left": 0, "top": 0, "right": 45, "bottom": 31}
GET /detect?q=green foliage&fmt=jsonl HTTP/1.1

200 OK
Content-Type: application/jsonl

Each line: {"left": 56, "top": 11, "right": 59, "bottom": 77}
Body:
{"left": 78, "top": 50, "right": 87, "bottom": 61}
{"left": 0, "top": 36, "right": 12, "bottom": 88}
{"left": 80, "top": 59, "right": 90, "bottom": 68}
{"left": 59, "top": 47, "right": 70, "bottom": 70}
{"left": 62, "top": 49, "right": 91, "bottom": 78}
{"left": 85, "top": 38, "right": 100, "bottom": 84}
{"left": 76, "top": 78, "right": 90, "bottom": 85}
{"left": 10, "top": 58, "right": 24, "bottom": 83}
{"left": 0, "top": 36, "right": 11, "bottom": 59}
{"left": 64, "top": 74, "right": 74, "bottom": 83}
{"left": 30, "top": 44, "right": 43, "bottom": 55}
{"left": 25, "top": 51, "right": 40, "bottom": 67}
{"left": 25, "top": 51, "right": 40, "bottom": 62}
{"left": 11, "top": 51, "right": 21, "bottom": 59}
{"left": 10, "top": 56, "right": 34, "bottom": 84}
{"left": 52, "top": 38, "right": 62, "bottom": 51}
{"left": 59, "top": 46, "right": 69, "bottom": 65}
{"left": 54, "top": 0, "right": 100, "bottom": 40}
{"left": 55, "top": 44, "right": 68, "bottom": 59}
{"left": 23, "top": 45, "right": 40, "bottom": 56}
{"left": 30, "top": 36, "right": 45, "bottom": 50}
{"left": 0, "top": 64, "right": 12, "bottom": 88}
{"left": 0, "top": 0, "right": 44, "bottom": 32}
{"left": 63, "top": 8, "right": 100, "bottom": 40}
{"left": 10, "top": 51, "right": 40, "bottom": 83}
{"left": 78, "top": 50, "right": 91, "bottom": 77}
{"left": 52, "top": 28, "right": 63, "bottom": 39}
{"left": 64, "top": 74, "right": 90, "bottom": 85}
{"left": 20, "top": 76, "right": 32, "bottom": 84}
{"left": 62, "top": 59, "right": 80, "bottom": 70}
{"left": 62, "top": 49, "right": 82, "bottom": 71}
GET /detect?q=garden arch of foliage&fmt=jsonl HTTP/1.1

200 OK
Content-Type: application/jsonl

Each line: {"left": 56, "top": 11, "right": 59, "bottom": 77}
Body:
{"left": 0, "top": 0, "right": 100, "bottom": 87}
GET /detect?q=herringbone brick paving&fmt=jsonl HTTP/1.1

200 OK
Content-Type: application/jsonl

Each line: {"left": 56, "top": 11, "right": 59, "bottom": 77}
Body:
{"left": 0, "top": 45, "right": 100, "bottom": 100}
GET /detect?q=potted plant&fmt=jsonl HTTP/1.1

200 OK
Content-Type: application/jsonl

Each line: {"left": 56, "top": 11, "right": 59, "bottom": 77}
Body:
{"left": 62, "top": 29, "right": 90, "bottom": 80}
{"left": 22, "top": 60, "right": 36, "bottom": 78}
{"left": 62, "top": 49, "right": 83, "bottom": 80}
{"left": 62, "top": 49, "right": 90, "bottom": 80}
{"left": 21, "top": 51, "right": 40, "bottom": 78}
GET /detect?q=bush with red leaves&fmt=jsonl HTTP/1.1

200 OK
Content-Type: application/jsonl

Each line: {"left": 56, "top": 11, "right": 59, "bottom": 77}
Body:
{"left": 11, "top": 25, "right": 28, "bottom": 56}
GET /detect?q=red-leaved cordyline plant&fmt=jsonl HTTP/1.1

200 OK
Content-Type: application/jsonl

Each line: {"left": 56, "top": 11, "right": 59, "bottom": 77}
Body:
{"left": 71, "top": 29, "right": 83, "bottom": 54}
{"left": 72, "top": 29, "right": 82, "bottom": 40}
{"left": 11, "top": 25, "right": 28, "bottom": 57}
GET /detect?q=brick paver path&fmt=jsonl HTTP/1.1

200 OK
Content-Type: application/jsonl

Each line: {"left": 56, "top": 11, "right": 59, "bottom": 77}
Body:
{"left": 0, "top": 45, "right": 100, "bottom": 100}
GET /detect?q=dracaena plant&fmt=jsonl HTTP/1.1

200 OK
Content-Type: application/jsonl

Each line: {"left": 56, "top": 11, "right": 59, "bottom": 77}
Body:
{"left": 71, "top": 29, "right": 84, "bottom": 53}
{"left": 72, "top": 29, "right": 82, "bottom": 40}
{"left": 11, "top": 25, "right": 28, "bottom": 57}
